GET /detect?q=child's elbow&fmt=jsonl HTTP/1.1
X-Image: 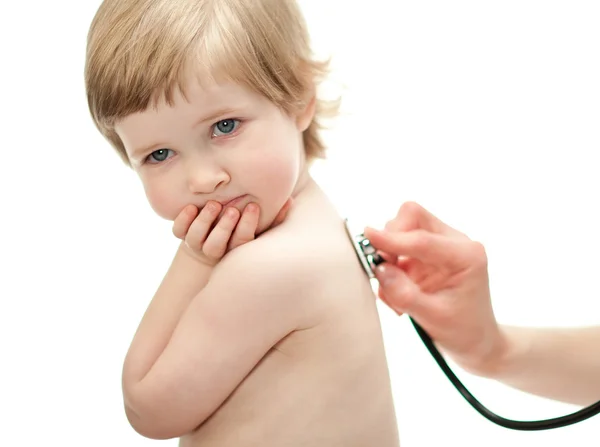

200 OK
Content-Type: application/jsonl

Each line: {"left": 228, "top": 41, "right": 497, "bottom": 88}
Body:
{"left": 123, "top": 389, "right": 198, "bottom": 440}
{"left": 124, "top": 404, "right": 167, "bottom": 439}
{"left": 124, "top": 404, "right": 195, "bottom": 440}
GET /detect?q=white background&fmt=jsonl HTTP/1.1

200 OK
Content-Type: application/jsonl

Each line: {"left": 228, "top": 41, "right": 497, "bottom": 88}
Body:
{"left": 1, "top": 1, "right": 599, "bottom": 446}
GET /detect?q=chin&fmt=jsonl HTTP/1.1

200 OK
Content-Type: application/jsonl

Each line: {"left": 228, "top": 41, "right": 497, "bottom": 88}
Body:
{"left": 256, "top": 213, "right": 278, "bottom": 235}
{"left": 256, "top": 220, "right": 272, "bottom": 236}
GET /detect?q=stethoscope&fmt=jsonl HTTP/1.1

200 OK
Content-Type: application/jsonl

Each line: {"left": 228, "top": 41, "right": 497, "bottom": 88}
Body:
{"left": 344, "top": 219, "right": 600, "bottom": 430}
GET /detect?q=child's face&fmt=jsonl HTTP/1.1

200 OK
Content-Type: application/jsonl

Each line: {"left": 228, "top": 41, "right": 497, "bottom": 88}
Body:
{"left": 115, "top": 79, "right": 307, "bottom": 234}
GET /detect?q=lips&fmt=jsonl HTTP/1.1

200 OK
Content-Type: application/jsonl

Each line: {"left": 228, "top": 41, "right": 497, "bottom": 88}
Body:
{"left": 219, "top": 195, "right": 247, "bottom": 207}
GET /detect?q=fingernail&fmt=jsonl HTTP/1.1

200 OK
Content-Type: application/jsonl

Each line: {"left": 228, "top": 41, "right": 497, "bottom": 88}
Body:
{"left": 246, "top": 203, "right": 258, "bottom": 213}
{"left": 375, "top": 264, "right": 396, "bottom": 287}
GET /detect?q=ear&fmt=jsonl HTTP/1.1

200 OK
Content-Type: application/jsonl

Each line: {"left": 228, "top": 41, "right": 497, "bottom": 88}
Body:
{"left": 296, "top": 94, "right": 317, "bottom": 132}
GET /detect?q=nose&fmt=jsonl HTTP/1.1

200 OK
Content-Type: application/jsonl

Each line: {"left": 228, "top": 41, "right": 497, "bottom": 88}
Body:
{"left": 186, "top": 156, "right": 229, "bottom": 194}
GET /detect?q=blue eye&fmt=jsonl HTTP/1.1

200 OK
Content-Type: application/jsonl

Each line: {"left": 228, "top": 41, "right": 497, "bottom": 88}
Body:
{"left": 147, "top": 149, "right": 173, "bottom": 164}
{"left": 213, "top": 119, "right": 240, "bottom": 137}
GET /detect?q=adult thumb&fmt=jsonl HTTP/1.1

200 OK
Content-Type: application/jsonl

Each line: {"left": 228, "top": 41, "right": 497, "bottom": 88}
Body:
{"left": 374, "top": 263, "right": 423, "bottom": 315}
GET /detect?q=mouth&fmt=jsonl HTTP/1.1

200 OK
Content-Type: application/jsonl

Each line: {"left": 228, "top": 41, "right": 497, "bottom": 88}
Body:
{"left": 220, "top": 195, "right": 248, "bottom": 208}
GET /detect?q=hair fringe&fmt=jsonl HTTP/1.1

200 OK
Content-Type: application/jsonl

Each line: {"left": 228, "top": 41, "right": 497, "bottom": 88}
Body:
{"left": 84, "top": 0, "right": 340, "bottom": 167}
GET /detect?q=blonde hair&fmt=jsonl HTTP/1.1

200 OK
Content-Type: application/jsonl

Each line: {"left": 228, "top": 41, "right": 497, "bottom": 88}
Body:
{"left": 84, "top": 0, "right": 339, "bottom": 167}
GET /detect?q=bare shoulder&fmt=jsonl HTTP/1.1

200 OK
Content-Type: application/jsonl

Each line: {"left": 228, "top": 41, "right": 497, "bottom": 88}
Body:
{"left": 220, "top": 206, "right": 368, "bottom": 293}
{"left": 211, "top": 223, "right": 327, "bottom": 298}
{"left": 208, "top": 180, "right": 376, "bottom": 328}
{"left": 213, "top": 227, "right": 317, "bottom": 289}
{"left": 201, "top": 222, "right": 325, "bottom": 330}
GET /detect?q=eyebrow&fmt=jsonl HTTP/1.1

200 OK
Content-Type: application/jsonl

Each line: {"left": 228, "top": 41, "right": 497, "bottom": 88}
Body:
{"left": 193, "top": 107, "right": 238, "bottom": 129}
{"left": 130, "top": 107, "right": 239, "bottom": 159}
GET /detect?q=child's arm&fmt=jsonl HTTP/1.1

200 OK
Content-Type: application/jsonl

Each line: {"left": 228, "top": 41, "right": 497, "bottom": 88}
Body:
{"left": 122, "top": 242, "right": 315, "bottom": 439}
{"left": 121, "top": 241, "right": 213, "bottom": 397}
{"left": 122, "top": 201, "right": 285, "bottom": 436}
{"left": 122, "top": 202, "right": 246, "bottom": 401}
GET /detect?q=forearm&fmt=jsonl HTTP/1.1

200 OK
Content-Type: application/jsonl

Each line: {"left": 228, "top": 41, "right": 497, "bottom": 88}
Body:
{"left": 122, "top": 242, "right": 213, "bottom": 390}
{"left": 119, "top": 244, "right": 303, "bottom": 439}
{"left": 481, "top": 325, "right": 600, "bottom": 406}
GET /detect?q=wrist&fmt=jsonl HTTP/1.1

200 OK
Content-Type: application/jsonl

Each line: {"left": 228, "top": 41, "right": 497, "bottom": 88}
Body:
{"left": 446, "top": 325, "right": 510, "bottom": 378}
{"left": 173, "top": 242, "right": 216, "bottom": 292}
{"left": 180, "top": 241, "right": 219, "bottom": 269}
{"left": 471, "top": 325, "right": 523, "bottom": 379}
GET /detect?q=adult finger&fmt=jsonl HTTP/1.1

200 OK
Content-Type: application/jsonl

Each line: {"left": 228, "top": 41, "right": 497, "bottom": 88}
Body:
{"left": 378, "top": 286, "right": 404, "bottom": 316}
{"left": 373, "top": 263, "right": 427, "bottom": 316}
{"left": 364, "top": 228, "right": 471, "bottom": 268}
{"left": 384, "top": 201, "right": 465, "bottom": 238}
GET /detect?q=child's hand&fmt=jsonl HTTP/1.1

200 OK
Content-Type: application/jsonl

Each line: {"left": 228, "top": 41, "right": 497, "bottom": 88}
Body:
{"left": 172, "top": 199, "right": 292, "bottom": 266}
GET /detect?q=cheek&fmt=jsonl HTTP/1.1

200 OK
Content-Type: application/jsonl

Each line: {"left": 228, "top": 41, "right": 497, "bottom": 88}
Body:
{"left": 243, "top": 149, "right": 300, "bottom": 233}
{"left": 140, "top": 177, "right": 184, "bottom": 221}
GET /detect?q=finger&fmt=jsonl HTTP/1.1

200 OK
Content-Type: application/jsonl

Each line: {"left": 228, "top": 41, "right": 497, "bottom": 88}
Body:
{"left": 364, "top": 228, "right": 470, "bottom": 268}
{"left": 202, "top": 207, "right": 241, "bottom": 259}
{"left": 385, "top": 201, "right": 438, "bottom": 232}
{"left": 185, "top": 201, "right": 222, "bottom": 249}
{"left": 395, "top": 257, "right": 430, "bottom": 283}
{"left": 377, "top": 250, "right": 398, "bottom": 264}
{"left": 384, "top": 201, "right": 463, "bottom": 238}
{"left": 172, "top": 205, "right": 199, "bottom": 240}
{"left": 272, "top": 198, "right": 293, "bottom": 227}
{"left": 374, "top": 263, "right": 426, "bottom": 316}
{"left": 377, "top": 286, "right": 404, "bottom": 316}
{"left": 395, "top": 256, "right": 412, "bottom": 269}
{"left": 228, "top": 203, "right": 260, "bottom": 250}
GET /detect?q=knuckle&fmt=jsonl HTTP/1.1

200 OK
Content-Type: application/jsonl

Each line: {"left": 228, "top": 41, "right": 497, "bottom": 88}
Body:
{"left": 236, "top": 235, "right": 253, "bottom": 246}
{"left": 397, "top": 282, "right": 413, "bottom": 302}
{"left": 469, "top": 241, "right": 488, "bottom": 268}
{"left": 198, "top": 211, "right": 216, "bottom": 225}
{"left": 199, "top": 203, "right": 219, "bottom": 220}
{"left": 173, "top": 222, "right": 189, "bottom": 240}
{"left": 188, "top": 220, "right": 213, "bottom": 242}
{"left": 218, "top": 212, "right": 239, "bottom": 230}
{"left": 411, "top": 230, "right": 431, "bottom": 250}
{"left": 172, "top": 226, "right": 182, "bottom": 239}
{"left": 388, "top": 281, "right": 417, "bottom": 313}
{"left": 202, "top": 244, "right": 220, "bottom": 261}
{"left": 400, "top": 201, "right": 422, "bottom": 216}
{"left": 172, "top": 218, "right": 185, "bottom": 238}
{"left": 184, "top": 232, "right": 202, "bottom": 249}
{"left": 204, "top": 231, "right": 232, "bottom": 255}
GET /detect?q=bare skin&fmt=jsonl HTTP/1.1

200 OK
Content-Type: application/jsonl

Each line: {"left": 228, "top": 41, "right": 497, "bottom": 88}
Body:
{"left": 178, "top": 179, "right": 399, "bottom": 446}
{"left": 123, "top": 175, "right": 399, "bottom": 446}
{"left": 365, "top": 201, "right": 600, "bottom": 407}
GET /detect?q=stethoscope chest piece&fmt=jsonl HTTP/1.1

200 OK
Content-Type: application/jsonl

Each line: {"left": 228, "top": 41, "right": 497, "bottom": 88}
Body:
{"left": 344, "top": 219, "right": 383, "bottom": 278}
{"left": 343, "top": 218, "right": 600, "bottom": 430}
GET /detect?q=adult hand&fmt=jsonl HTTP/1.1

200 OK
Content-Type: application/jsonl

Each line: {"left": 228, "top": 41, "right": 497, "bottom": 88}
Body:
{"left": 364, "top": 202, "right": 505, "bottom": 375}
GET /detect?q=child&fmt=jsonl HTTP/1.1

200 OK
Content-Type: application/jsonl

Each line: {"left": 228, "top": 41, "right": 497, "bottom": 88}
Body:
{"left": 85, "top": 0, "right": 399, "bottom": 445}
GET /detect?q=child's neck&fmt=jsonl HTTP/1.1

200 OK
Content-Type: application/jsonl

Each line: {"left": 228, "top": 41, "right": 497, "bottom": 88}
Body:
{"left": 290, "top": 163, "right": 314, "bottom": 199}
